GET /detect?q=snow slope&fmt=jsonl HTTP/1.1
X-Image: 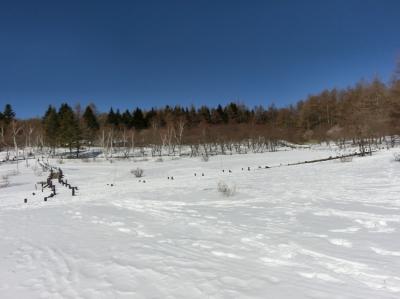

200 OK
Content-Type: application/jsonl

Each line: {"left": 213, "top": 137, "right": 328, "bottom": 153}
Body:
{"left": 1, "top": 148, "right": 400, "bottom": 298}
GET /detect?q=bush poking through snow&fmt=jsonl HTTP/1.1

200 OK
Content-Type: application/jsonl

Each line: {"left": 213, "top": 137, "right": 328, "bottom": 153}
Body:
{"left": 217, "top": 181, "right": 236, "bottom": 197}
{"left": 201, "top": 155, "right": 209, "bottom": 162}
{"left": 131, "top": 168, "right": 144, "bottom": 178}
{"left": 393, "top": 153, "right": 400, "bottom": 162}
{"left": 340, "top": 156, "right": 353, "bottom": 163}
{"left": 0, "top": 175, "right": 10, "bottom": 188}
{"left": 156, "top": 157, "right": 163, "bottom": 162}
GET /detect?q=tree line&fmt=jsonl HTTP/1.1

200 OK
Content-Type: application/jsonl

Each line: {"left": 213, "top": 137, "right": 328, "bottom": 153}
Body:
{"left": 1, "top": 63, "right": 400, "bottom": 157}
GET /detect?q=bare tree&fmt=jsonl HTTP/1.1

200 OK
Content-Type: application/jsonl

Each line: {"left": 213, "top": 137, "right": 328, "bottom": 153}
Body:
{"left": 11, "top": 120, "right": 23, "bottom": 170}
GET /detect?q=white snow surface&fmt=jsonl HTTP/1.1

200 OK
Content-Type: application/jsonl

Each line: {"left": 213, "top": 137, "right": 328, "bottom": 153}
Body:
{"left": 1, "top": 148, "right": 400, "bottom": 298}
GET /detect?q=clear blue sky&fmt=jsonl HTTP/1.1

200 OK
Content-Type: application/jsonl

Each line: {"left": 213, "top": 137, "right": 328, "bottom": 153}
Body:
{"left": 1, "top": 0, "right": 399, "bottom": 118}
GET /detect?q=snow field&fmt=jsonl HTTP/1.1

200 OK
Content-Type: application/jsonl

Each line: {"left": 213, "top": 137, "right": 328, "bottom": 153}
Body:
{"left": 1, "top": 148, "right": 400, "bottom": 298}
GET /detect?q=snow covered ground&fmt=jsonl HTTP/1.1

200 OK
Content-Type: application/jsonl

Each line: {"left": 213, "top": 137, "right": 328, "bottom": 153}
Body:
{"left": 1, "top": 147, "right": 400, "bottom": 298}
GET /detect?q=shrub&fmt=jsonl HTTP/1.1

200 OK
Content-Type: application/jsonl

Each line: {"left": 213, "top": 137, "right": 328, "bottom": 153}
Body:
{"left": 201, "top": 155, "right": 209, "bottom": 162}
{"left": 156, "top": 157, "right": 163, "bottom": 162}
{"left": 217, "top": 181, "right": 236, "bottom": 197}
{"left": 394, "top": 153, "right": 400, "bottom": 162}
{"left": 131, "top": 168, "right": 144, "bottom": 177}
{"left": 0, "top": 175, "right": 10, "bottom": 188}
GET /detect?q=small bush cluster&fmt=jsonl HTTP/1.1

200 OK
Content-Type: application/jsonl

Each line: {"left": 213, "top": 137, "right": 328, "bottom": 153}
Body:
{"left": 0, "top": 175, "right": 10, "bottom": 188}
{"left": 201, "top": 155, "right": 209, "bottom": 162}
{"left": 394, "top": 153, "right": 400, "bottom": 162}
{"left": 217, "top": 181, "right": 236, "bottom": 197}
{"left": 131, "top": 167, "right": 144, "bottom": 177}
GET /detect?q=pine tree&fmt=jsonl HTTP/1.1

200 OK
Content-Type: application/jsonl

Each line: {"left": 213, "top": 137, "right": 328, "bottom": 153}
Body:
{"left": 3, "top": 104, "right": 15, "bottom": 125}
{"left": 217, "top": 104, "right": 228, "bottom": 123}
{"left": 132, "top": 108, "right": 145, "bottom": 129}
{"left": 121, "top": 109, "right": 133, "bottom": 128}
{"left": 83, "top": 105, "right": 99, "bottom": 131}
{"left": 144, "top": 108, "right": 157, "bottom": 128}
{"left": 58, "top": 103, "right": 81, "bottom": 155}
{"left": 42, "top": 105, "right": 59, "bottom": 149}
{"left": 115, "top": 109, "right": 122, "bottom": 126}
{"left": 106, "top": 107, "right": 120, "bottom": 127}
{"left": 82, "top": 105, "right": 99, "bottom": 145}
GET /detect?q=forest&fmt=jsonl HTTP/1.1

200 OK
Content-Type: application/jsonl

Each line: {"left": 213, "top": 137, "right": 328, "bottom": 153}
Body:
{"left": 1, "top": 65, "right": 400, "bottom": 158}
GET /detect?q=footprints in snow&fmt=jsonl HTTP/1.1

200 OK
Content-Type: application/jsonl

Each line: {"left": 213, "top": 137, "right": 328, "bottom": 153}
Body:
{"left": 65, "top": 210, "right": 155, "bottom": 238}
{"left": 303, "top": 232, "right": 353, "bottom": 248}
{"left": 313, "top": 209, "right": 398, "bottom": 233}
{"left": 90, "top": 216, "right": 154, "bottom": 238}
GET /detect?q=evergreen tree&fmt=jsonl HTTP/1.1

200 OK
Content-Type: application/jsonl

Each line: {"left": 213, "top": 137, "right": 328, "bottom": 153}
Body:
{"left": 217, "top": 104, "right": 228, "bottom": 123}
{"left": 132, "top": 107, "right": 146, "bottom": 129}
{"left": 82, "top": 105, "right": 99, "bottom": 145}
{"left": 106, "top": 107, "right": 121, "bottom": 127}
{"left": 58, "top": 103, "right": 81, "bottom": 155}
{"left": 83, "top": 105, "right": 99, "bottom": 131}
{"left": 42, "top": 105, "right": 59, "bottom": 149}
{"left": 115, "top": 109, "right": 122, "bottom": 126}
{"left": 121, "top": 109, "right": 133, "bottom": 128}
{"left": 144, "top": 108, "right": 157, "bottom": 128}
{"left": 3, "top": 104, "right": 15, "bottom": 125}
{"left": 107, "top": 108, "right": 116, "bottom": 126}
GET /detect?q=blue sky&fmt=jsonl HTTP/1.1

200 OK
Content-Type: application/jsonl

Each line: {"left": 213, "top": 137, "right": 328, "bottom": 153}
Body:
{"left": 0, "top": 0, "right": 399, "bottom": 118}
